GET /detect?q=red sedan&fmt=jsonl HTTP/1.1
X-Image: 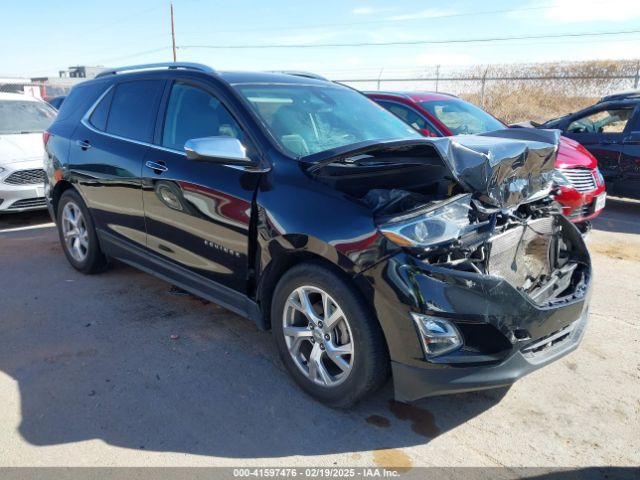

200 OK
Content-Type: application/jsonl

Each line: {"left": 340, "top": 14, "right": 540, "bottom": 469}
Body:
{"left": 367, "top": 91, "right": 606, "bottom": 228}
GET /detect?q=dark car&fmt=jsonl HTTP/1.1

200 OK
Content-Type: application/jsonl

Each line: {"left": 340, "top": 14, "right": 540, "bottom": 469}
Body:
{"left": 366, "top": 91, "right": 607, "bottom": 228}
{"left": 47, "top": 96, "right": 66, "bottom": 110}
{"left": 44, "top": 63, "right": 591, "bottom": 407}
{"left": 539, "top": 91, "right": 640, "bottom": 199}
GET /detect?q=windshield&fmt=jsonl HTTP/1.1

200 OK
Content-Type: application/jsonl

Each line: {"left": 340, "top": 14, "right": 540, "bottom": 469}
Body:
{"left": 419, "top": 99, "right": 504, "bottom": 135}
{"left": 235, "top": 84, "right": 420, "bottom": 157}
{"left": 0, "top": 100, "right": 57, "bottom": 134}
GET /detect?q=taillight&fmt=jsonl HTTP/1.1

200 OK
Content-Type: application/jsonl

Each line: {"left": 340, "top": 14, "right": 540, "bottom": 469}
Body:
{"left": 43, "top": 131, "right": 51, "bottom": 146}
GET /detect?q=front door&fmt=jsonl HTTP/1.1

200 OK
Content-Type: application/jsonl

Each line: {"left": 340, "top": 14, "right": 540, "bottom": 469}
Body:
{"left": 142, "top": 80, "right": 262, "bottom": 294}
{"left": 562, "top": 104, "right": 635, "bottom": 180}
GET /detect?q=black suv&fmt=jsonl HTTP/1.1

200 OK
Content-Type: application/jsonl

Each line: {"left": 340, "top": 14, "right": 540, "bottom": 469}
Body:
{"left": 540, "top": 90, "right": 640, "bottom": 199}
{"left": 44, "top": 63, "right": 591, "bottom": 407}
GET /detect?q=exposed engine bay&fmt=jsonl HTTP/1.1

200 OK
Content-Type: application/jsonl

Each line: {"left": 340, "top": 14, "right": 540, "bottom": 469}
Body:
{"left": 308, "top": 129, "right": 590, "bottom": 306}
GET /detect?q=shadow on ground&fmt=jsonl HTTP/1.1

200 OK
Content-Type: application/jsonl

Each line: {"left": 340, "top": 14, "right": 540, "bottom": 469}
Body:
{"left": 0, "top": 210, "right": 51, "bottom": 231}
{"left": 0, "top": 230, "right": 507, "bottom": 459}
{"left": 592, "top": 197, "right": 640, "bottom": 235}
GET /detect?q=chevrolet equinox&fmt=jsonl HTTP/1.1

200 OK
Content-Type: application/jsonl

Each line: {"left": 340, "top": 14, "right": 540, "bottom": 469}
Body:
{"left": 44, "top": 63, "right": 591, "bottom": 407}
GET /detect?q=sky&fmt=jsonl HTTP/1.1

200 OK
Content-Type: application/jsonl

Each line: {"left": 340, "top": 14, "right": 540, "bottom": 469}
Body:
{"left": 1, "top": 0, "right": 639, "bottom": 79}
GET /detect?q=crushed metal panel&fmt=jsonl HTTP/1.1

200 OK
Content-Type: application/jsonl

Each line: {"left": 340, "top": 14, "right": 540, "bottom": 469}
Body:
{"left": 430, "top": 128, "right": 560, "bottom": 209}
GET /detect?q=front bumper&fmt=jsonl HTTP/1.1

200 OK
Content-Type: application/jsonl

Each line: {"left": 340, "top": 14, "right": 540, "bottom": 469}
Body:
{"left": 556, "top": 183, "right": 606, "bottom": 223}
{"left": 392, "top": 309, "right": 588, "bottom": 401}
{"left": 360, "top": 220, "right": 591, "bottom": 402}
{"left": 0, "top": 184, "right": 47, "bottom": 212}
{"left": 0, "top": 160, "right": 47, "bottom": 213}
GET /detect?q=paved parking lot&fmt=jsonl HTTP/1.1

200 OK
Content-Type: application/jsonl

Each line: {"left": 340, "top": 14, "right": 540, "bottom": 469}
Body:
{"left": 0, "top": 201, "right": 638, "bottom": 470}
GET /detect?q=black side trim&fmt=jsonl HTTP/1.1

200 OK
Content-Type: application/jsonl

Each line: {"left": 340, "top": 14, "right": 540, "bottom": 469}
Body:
{"left": 98, "top": 230, "right": 267, "bottom": 329}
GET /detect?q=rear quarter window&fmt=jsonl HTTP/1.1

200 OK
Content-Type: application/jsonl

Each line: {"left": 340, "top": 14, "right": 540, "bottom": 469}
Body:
{"left": 106, "top": 80, "right": 165, "bottom": 143}
{"left": 89, "top": 88, "right": 114, "bottom": 131}
{"left": 55, "top": 81, "right": 109, "bottom": 123}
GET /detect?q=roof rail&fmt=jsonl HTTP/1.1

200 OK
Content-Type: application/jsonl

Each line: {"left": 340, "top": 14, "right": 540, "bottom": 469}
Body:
{"left": 96, "top": 62, "right": 216, "bottom": 78}
{"left": 598, "top": 90, "right": 640, "bottom": 103}
{"left": 267, "top": 70, "right": 329, "bottom": 81}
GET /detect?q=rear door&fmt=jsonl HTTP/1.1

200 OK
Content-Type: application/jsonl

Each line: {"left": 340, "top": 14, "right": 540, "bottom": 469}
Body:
{"left": 561, "top": 104, "right": 635, "bottom": 179}
{"left": 620, "top": 106, "right": 640, "bottom": 187}
{"left": 70, "top": 78, "right": 165, "bottom": 246}
{"left": 142, "top": 79, "right": 263, "bottom": 294}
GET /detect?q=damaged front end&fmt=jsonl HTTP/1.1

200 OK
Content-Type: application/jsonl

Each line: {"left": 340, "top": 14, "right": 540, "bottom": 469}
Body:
{"left": 356, "top": 130, "right": 589, "bottom": 305}
{"left": 307, "top": 129, "right": 591, "bottom": 400}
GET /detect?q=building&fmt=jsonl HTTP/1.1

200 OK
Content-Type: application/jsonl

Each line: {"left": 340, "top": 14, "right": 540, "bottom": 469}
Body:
{"left": 58, "top": 65, "right": 105, "bottom": 79}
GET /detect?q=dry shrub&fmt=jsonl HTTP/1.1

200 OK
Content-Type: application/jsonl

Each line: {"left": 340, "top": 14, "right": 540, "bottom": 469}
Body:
{"left": 461, "top": 88, "right": 598, "bottom": 124}
{"left": 451, "top": 60, "right": 639, "bottom": 124}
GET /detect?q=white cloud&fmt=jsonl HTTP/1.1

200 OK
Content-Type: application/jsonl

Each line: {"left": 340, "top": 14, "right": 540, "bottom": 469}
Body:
{"left": 390, "top": 8, "right": 458, "bottom": 21}
{"left": 545, "top": 0, "right": 640, "bottom": 22}
{"left": 352, "top": 7, "right": 374, "bottom": 15}
{"left": 413, "top": 51, "right": 473, "bottom": 66}
{"left": 563, "top": 39, "right": 640, "bottom": 60}
{"left": 272, "top": 30, "right": 344, "bottom": 46}
{"left": 352, "top": 6, "right": 395, "bottom": 15}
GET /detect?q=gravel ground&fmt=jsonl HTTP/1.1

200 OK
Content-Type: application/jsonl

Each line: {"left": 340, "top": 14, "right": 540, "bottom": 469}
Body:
{"left": 0, "top": 200, "right": 638, "bottom": 471}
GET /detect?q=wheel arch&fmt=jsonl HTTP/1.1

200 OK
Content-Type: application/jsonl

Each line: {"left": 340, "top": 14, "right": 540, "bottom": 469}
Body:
{"left": 51, "top": 180, "right": 75, "bottom": 220}
{"left": 255, "top": 235, "right": 377, "bottom": 332}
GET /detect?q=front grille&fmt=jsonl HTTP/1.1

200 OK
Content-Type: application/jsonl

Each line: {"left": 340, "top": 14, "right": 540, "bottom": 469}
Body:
{"left": 568, "top": 203, "right": 591, "bottom": 219}
{"left": 8, "top": 197, "right": 47, "bottom": 209}
{"left": 4, "top": 169, "right": 46, "bottom": 185}
{"left": 487, "top": 217, "right": 555, "bottom": 289}
{"left": 559, "top": 168, "right": 597, "bottom": 193}
{"left": 521, "top": 321, "right": 577, "bottom": 358}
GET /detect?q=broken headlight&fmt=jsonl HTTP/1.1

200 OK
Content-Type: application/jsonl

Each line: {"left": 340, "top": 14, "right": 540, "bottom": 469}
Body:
{"left": 379, "top": 193, "right": 472, "bottom": 249}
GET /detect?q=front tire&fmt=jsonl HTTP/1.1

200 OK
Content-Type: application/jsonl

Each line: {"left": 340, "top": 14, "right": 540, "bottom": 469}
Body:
{"left": 57, "top": 189, "right": 107, "bottom": 274}
{"left": 272, "top": 262, "right": 389, "bottom": 408}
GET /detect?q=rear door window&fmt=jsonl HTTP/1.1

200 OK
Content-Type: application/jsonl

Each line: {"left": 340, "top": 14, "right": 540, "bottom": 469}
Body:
{"left": 106, "top": 80, "right": 164, "bottom": 142}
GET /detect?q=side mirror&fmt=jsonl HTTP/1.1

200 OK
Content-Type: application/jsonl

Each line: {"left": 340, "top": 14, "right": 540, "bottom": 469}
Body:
{"left": 184, "top": 136, "right": 255, "bottom": 166}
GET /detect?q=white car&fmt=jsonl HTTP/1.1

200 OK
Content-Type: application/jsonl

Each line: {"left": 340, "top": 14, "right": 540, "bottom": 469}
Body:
{"left": 0, "top": 92, "right": 57, "bottom": 213}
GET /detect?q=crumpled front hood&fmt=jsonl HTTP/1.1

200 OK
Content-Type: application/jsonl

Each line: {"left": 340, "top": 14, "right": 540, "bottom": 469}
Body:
{"left": 0, "top": 133, "right": 45, "bottom": 164}
{"left": 304, "top": 128, "right": 561, "bottom": 210}
{"left": 429, "top": 128, "right": 560, "bottom": 209}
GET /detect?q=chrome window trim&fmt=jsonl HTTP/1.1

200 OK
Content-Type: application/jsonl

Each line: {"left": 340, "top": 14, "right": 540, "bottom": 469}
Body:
{"left": 80, "top": 84, "right": 269, "bottom": 173}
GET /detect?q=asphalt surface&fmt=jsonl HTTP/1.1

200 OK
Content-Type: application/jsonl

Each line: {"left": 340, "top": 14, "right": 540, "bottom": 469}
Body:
{"left": 0, "top": 200, "right": 638, "bottom": 470}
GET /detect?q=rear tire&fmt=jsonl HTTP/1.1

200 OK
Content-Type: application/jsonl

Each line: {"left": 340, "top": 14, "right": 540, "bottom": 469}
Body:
{"left": 272, "top": 262, "right": 389, "bottom": 408}
{"left": 57, "top": 189, "right": 107, "bottom": 274}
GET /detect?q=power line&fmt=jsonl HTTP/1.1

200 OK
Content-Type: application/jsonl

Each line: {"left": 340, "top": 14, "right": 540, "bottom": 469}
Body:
{"left": 177, "top": 28, "right": 640, "bottom": 50}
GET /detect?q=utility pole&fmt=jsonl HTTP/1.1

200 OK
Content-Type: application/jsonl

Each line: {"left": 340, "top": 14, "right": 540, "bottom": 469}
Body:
{"left": 170, "top": 1, "right": 177, "bottom": 62}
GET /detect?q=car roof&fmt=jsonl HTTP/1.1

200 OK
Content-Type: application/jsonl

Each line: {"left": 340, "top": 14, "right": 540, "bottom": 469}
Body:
{"left": 598, "top": 90, "right": 640, "bottom": 103}
{"left": 0, "top": 92, "right": 41, "bottom": 102}
{"left": 217, "top": 70, "right": 333, "bottom": 86}
{"left": 364, "top": 91, "right": 459, "bottom": 102}
{"left": 87, "top": 65, "right": 335, "bottom": 88}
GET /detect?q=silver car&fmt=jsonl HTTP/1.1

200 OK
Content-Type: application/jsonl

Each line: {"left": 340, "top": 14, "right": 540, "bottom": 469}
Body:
{"left": 0, "top": 92, "right": 57, "bottom": 213}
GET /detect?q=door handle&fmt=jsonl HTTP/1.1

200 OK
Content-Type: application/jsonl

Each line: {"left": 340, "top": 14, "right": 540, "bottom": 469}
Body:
{"left": 145, "top": 161, "right": 169, "bottom": 174}
{"left": 76, "top": 140, "right": 91, "bottom": 150}
{"left": 600, "top": 139, "right": 618, "bottom": 145}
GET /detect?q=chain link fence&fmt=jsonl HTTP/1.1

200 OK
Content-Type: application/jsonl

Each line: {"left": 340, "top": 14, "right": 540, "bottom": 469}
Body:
{"left": 336, "top": 60, "right": 640, "bottom": 123}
